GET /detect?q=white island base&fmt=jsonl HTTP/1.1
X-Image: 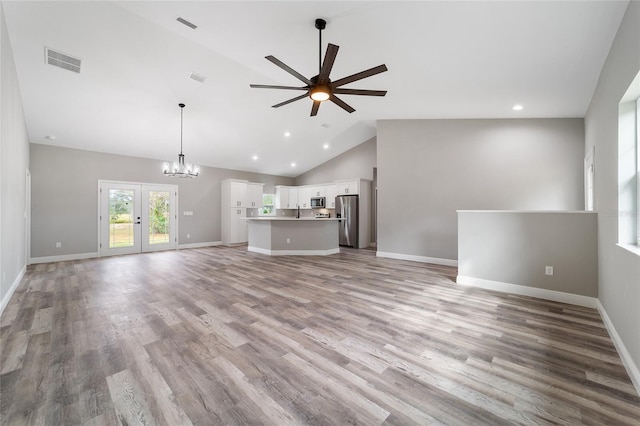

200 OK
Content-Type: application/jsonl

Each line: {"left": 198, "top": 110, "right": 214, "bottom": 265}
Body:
{"left": 247, "top": 217, "right": 339, "bottom": 256}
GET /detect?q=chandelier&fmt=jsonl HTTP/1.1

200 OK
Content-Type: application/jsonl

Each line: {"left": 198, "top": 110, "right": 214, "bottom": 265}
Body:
{"left": 162, "top": 103, "right": 199, "bottom": 178}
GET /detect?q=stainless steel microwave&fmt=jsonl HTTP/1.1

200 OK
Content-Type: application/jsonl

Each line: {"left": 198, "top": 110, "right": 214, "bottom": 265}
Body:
{"left": 310, "top": 197, "right": 325, "bottom": 209}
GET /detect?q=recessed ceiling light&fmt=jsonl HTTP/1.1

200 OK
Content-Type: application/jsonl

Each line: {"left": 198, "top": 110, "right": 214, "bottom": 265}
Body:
{"left": 45, "top": 135, "right": 56, "bottom": 140}
{"left": 513, "top": 104, "right": 524, "bottom": 111}
{"left": 284, "top": 132, "right": 291, "bottom": 137}
{"left": 291, "top": 162, "right": 296, "bottom": 167}
{"left": 323, "top": 143, "right": 329, "bottom": 149}
{"left": 252, "top": 155, "right": 258, "bottom": 160}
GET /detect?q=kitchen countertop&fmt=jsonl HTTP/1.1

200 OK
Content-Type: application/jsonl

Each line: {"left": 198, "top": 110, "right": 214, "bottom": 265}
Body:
{"left": 245, "top": 216, "right": 338, "bottom": 221}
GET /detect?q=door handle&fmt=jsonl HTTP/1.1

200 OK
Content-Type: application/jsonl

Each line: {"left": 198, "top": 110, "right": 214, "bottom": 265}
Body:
{"left": 135, "top": 221, "right": 141, "bottom": 224}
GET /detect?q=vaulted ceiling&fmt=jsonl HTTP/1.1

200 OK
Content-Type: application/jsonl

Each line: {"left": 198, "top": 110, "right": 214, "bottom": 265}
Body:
{"left": 3, "top": 1, "right": 629, "bottom": 177}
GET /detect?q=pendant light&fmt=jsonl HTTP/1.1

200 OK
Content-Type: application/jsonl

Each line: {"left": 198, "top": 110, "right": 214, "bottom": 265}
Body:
{"left": 162, "top": 103, "right": 199, "bottom": 178}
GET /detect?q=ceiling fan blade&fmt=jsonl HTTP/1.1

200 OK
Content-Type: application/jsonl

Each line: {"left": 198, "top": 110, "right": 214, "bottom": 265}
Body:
{"left": 265, "top": 55, "right": 312, "bottom": 85}
{"left": 333, "top": 88, "right": 387, "bottom": 96}
{"left": 310, "top": 101, "right": 321, "bottom": 117}
{"left": 272, "top": 93, "right": 309, "bottom": 108}
{"left": 318, "top": 43, "right": 339, "bottom": 84}
{"left": 329, "top": 94, "right": 355, "bottom": 114}
{"left": 250, "top": 84, "right": 309, "bottom": 90}
{"left": 331, "top": 64, "right": 388, "bottom": 88}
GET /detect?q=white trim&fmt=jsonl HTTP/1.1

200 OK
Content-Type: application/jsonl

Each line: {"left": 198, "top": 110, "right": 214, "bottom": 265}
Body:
{"left": 30, "top": 252, "right": 98, "bottom": 264}
{"left": 178, "top": 241, "right": 222, "bottom": 249}
{"left": 617, "top": 243, "right": 640, "bottom": 257}
{"left": 376, "top": 251, "right": 458, "bottom": 267}
{"left": 248, "top": 246, "right": 340, "bottom": 256}
{"left": 456, "top": 275, "right": 598, "bottom": 308}
{"left": 456, "top": 210, "right": 596, "bottom": 214}
{"left": 597, "top": 299, "right": 640, "bottom": 396}
{"left": 0, "top": 266, "right": 26, "bottom": 316}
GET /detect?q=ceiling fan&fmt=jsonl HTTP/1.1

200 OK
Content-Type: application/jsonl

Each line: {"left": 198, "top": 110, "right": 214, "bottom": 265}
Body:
{"left": 250, "top": 18, "right": 388, "bottom": 117}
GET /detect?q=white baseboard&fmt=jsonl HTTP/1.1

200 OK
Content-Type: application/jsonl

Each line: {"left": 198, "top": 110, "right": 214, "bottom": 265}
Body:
{"left": 30, "top": 252, "right": 98, "bottom": 265}
{"left": 456, "top": 275, "right": 598, "bottom": 308}
{"left": 0, "top": 265, "right": 26, "bottom": 316}
{"left": 248, "top": 246, "right": 340, "bottom": 256}
{"left": 597, "top": 300, "right": 640, "bottom": 396}
{"left": 376, "top": 251, "right": 458, "bottom": 267}
{"left": 178, "top": 241, "right": 222, "bottom": 249}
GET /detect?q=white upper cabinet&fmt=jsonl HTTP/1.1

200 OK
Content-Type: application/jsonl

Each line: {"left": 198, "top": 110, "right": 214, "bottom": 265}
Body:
{"left": 325, "top": 184, "right": 337, "bottom": 208}
{"left": 275, "top": 186, "right": 299, "bottom": 209}
{"left": 298, "top": 186, "right": 313, "bottom": 209}
{"left": 227, "top": 181, "right": 247, "bottom": 207}
{"left": 335, "top": 180, "right": 359, "bottom": 195}
{"left": 275, "top": 179, "right": 364, "bottom": 209}
{"left": 246, "top": 183, "right": 264, "bottom": 208}
{"left": 223, "top": 179, "right": 264, "bottom": 208}
{"left": 275, "top": 186, "right": 288, "bottom": 209}
{"left": 310, "top": 186, "right": 326, "bottom": 198}
{"left": 289, "top": 187, "right": 299, "bottom": 208}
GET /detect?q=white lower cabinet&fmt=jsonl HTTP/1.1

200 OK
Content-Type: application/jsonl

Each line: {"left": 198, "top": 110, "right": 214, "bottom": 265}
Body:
{"left": 222, "top": 207, "right": 246, "bottom": 245}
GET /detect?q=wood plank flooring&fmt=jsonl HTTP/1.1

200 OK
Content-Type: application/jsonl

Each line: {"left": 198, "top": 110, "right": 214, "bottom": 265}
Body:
{"left": 1, "top": 246, "right": 639, "bottom": 425}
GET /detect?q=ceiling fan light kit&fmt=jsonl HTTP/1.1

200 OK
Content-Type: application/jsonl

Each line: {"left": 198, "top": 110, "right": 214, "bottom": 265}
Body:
{"left": 250, "top": 18, "right": 388, "bottom": 116}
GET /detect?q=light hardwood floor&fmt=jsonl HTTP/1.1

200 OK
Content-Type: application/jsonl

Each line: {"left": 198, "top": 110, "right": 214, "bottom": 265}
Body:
{"left": 1, "top": 246, "right": 639, "bottom": 425}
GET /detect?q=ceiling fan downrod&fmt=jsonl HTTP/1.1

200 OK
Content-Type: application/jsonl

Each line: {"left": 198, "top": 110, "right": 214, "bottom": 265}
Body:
{"left": 315, "top": 18, "right": 326, "bottom": 75}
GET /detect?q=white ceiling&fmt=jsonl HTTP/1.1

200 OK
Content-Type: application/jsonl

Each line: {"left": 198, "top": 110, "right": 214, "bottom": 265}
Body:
{"left": 3, "top": 1, "right": 629, "bottom": 177}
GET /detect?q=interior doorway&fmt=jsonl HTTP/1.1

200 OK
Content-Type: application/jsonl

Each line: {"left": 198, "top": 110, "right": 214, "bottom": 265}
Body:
{"left": 98, "top": 181, "right": 178, "bottom": 256}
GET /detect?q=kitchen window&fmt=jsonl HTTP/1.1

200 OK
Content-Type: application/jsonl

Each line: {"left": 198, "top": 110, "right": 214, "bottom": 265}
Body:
{"left": 260, "top": 193, "right": 275, "bottom": 216}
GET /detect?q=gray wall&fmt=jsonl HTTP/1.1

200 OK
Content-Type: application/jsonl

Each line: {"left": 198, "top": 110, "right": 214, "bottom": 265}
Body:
{"left": 585, "top": 1, "right": 640, "bottom": 383}
{"left": 295, "top": 137, "right": 376, "bottom": 185}
{"left": 1, "top": 4, "right": 30, "bottom": 309}
{"left": 30, "top": 143, "right": 294, "bottom": 258}
{"left": 458, "top": 211, "right": 598, "bottom": 297}
{"left": 377, "top": 118, "right": 585, "bottom": 261}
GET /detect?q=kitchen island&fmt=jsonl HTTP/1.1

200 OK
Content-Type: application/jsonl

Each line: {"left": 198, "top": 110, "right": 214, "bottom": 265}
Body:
{"left": 246, "top": 217, "right": 339, "bottom": 256}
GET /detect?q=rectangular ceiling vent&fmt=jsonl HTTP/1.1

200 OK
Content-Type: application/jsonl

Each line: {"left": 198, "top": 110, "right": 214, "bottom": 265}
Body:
{"left": 45, "top": 47, "right": 81, "bottom": 74}
{"left": 189, "top": 72, "right": 206, "bottom": 83}
{"left": 176, "top": 17, "right": 197, "bottom": 30}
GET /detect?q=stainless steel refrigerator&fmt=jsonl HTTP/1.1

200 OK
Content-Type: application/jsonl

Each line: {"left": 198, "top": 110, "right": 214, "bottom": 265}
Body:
{"left": 336, "top": 195, "right": 358, "bottom": 248}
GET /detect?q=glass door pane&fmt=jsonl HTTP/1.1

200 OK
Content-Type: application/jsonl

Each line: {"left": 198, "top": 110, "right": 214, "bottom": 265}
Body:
{"left": 148, "top": 191, "right": 170, "bottom": 245}
{"left": 100, "top": 182, "right": 177, "bottom": 256}
{"left": 141, "top": 184, "right": 177, "bottom": 253}
{"left": 100, "top": 182, "right": 141, "bottom": 257}
{"left": 109, "top": 189, "right": 136, "bottom": 248}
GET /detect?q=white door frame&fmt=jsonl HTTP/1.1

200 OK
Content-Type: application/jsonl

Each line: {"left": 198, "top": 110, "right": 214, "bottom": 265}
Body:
{"left": 25, "top": 169, "right": 31, "bottom": 265}
{"left": 98, "top": 180, "right": 178, "bottom": 257}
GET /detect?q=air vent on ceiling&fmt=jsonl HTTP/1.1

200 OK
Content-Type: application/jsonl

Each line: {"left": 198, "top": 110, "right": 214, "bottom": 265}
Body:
{"left": 176, "top": 17, "right": 197, "bottom": 30}
{"left": 189, "top": 72, "right": 206, "bottom": 83}
{"left": 45, "top": 47, "right": 81, "bottom": 74}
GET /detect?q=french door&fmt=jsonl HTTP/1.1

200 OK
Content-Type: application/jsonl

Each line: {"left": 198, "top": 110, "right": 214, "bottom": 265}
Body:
{"left": 99, "top": 181, "right": 177, "bottom": 256}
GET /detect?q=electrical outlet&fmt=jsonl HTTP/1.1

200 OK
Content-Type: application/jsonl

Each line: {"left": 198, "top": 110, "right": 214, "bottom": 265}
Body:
{"left": 545, "top": 266, "right": 554, "bottom": 276}
{"left": 286, "top": 238, "right": 291, "bottom": 244}
{"left": 56, "top": 242, "right": 62, "bottom": 248}
{"left": 186, "top": 234, "right": 190, "bottom": 239}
